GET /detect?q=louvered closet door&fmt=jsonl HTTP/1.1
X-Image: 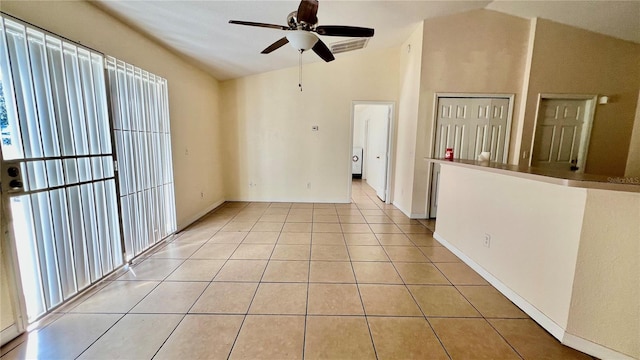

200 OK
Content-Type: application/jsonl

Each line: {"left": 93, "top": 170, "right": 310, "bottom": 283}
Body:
{"left": 430, "top": 96, "right": 511, "bottom": 217}
{"left": 0, "top": 16, "right": 123, "bottom": 322}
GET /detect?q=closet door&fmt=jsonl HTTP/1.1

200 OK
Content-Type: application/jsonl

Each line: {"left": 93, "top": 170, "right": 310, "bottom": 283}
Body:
{"left": 430, "top": 96, "right": 511, "bottom": 217}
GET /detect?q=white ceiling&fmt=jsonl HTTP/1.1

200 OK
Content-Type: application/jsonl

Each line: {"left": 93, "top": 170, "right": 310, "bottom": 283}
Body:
{"left": 93, "top": 1, "right": 640, "bottom": 81}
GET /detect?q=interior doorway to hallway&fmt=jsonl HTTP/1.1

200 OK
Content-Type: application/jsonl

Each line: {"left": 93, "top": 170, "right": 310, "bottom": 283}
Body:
{"left": 350, "top": 102, "right": 394, "bottom": 203}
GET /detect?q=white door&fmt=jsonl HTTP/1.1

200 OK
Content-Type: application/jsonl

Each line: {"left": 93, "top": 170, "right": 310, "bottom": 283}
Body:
{"left": 430, "top": 97, "right": 511, "bottom": 217}
{"left": 365, "top": 112, "right": 390, "bottom": 201}
{"left": 531, "top": 98, "right": 592, "bottom": 172}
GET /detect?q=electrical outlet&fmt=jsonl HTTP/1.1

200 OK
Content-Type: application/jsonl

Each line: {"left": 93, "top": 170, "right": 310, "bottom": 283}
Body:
{"left": 200, "top": 191, "right": 204, "bottom": 199}
{"left": 307, "top": 182, "right": 311, "bottom": 189}
{"left": 484, "top": 233, "right": 491, "bottom": 248}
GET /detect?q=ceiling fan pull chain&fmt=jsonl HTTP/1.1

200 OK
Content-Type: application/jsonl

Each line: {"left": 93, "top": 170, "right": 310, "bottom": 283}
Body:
{"left": 298, "top": 50, "right": 303, "bottom": 92}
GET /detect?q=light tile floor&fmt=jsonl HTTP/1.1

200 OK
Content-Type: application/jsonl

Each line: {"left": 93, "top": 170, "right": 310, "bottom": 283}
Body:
{"left": 1, "top": 180, "right": 594, "bottom": 359}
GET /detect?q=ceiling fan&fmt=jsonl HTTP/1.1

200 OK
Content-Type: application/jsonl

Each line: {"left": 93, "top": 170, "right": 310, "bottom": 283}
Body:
{"left": 229, "top": 0, "right": 375, "bottom": 62}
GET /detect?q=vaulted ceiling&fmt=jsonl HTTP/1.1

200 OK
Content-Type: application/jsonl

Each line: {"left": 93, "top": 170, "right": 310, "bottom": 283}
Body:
{"left": 93, "top": 1, "right": 640, "bottom": 81}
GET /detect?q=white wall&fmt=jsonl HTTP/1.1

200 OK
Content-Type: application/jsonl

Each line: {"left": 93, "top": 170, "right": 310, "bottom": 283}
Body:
{"left": 392, "top": 23, "right": 424, "bottom": 216}
{"left": 435, "top": 164, "right": 586, "bottom": 330}
{"left": 1, "top": 1, "right": 226, "bottom": 230}
{"left": 353, "top": 107, "right": 366, "bottom": 150}
{"left": 220, "top": 47, "right": 399, "bottom": 203}
{"left": 434, "top": 162, "right": 640, "bottom": 359}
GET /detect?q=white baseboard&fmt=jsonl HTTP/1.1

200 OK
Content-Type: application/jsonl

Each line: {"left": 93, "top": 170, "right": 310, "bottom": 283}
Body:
{"left": 391, "top": 202, "right": 411, "bottom": 217}
{"left": 562, "top": 333, "right": 636, "bottom": 360}
{"left": 409, "top": 212, "right": 427, "bottom": 219}
{"left": 224, "top": 197, "right": 351, "bottom": 204}
{"left": 433, "top": 232, "right": 636, "bottom": 360}
{"left": 1, "top": 323, "right": 22, "bottom": 347}
{"left": 433, "top": 232, "right": 566, "bottom": 339}
{"left": 177, "top": 198, "right": 225, "bottom": 232}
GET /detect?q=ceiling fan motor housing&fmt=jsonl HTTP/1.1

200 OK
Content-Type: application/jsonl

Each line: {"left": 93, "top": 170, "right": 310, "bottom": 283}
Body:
{"left": 288, "top": 11, "right": 317, "bottom": 30}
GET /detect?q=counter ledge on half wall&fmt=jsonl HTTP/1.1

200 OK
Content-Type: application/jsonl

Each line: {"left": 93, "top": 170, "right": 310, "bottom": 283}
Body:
{"left": 426, "top": 158, "right": 640, "bottom": 193}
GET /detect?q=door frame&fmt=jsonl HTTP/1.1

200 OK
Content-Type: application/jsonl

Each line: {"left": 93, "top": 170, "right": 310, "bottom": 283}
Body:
{"left": 426, "top": 93, "right": 515, "bottom": 218}
{"left": 430, "top": 93, "right": 516, "bottom": 163}
{"left": 0, "top": 164, "right": 28, "bottom": 344}
{"left": 348, "top": 101, "right": 395, "bottom": 204}
{"left": 529, "top": 94, "right": 597, "bottom": 173}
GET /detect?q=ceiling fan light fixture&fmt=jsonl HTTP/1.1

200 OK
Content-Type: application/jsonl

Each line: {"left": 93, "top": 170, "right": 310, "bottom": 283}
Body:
{"left": 286, "top": 30, "right": 318, "bottom": 51}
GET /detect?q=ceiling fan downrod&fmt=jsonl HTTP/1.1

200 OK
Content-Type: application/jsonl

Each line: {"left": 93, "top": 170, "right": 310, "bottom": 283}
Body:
{"left": 298, "top": 50, "right": 303, "bottom": 92}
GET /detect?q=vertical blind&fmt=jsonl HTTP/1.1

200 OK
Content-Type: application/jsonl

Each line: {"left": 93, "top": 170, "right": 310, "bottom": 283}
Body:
{"left": 1, "top": 13, "right": 177, "bottom": 323}
{"left": 0, "top": 16, "right": 122, "bottom": 321}
{"left": 106, "top": 56, "right": 176, "bottom": 260}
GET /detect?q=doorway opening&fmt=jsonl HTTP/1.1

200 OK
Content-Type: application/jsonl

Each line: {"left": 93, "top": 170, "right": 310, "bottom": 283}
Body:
{"left": 530, "top": 95, "right": 596, "bottom": 173}
{"left": 429, "top": 94, "right": 514, "bottom": 218}
{"left": 350, "top": 102, "right": 394, "bottom": 203}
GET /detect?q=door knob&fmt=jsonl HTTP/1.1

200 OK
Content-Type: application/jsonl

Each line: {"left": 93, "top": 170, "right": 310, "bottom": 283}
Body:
{"left": 376, "top": 156, "right": 380, "bottom": 159}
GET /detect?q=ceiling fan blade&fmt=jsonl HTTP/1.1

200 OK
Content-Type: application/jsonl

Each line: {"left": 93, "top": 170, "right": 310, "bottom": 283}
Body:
{"left": 315, "top": 25, "right": 374, "bottom": 37}
{"left": 312, "top": 39, "right": 335, "bottom": 62}
{"left": 261, "top": 37, "right": 290, "bottom": 54}
{"left": 297, "top": 0, "right": 318, "bottom": 25}
{"left": 229, "top": 20, "right": 289, "bottom": 30}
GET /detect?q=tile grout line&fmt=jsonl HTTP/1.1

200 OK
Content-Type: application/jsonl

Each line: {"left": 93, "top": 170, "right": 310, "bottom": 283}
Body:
{"left": 381, "top": 245, "right": 453, "bottom": 360}
{"left": 344, "top": 202, "right": 380, "bottom": 360}
{"left": 225, "top": 204, "right": 282, "bottom": 360}
{"left": 147, "top": 224, "right": 233, "bottom": 358}
{"left": 301, "top": 205, "right": 313, "bottom": 360}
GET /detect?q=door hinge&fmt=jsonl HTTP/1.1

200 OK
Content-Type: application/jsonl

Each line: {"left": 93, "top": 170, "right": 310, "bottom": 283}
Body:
{"left": 114, "top": 160, "right": 119, "bottom": 172}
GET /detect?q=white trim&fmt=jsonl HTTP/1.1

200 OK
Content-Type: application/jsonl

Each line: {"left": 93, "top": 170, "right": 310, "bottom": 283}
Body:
{"left": 428, "top": 93, "right": 515, "bottom": 217}
{"left": 433, "top": 232, "right": 566, "bottom": 340}
{"left": 529, "top": 94, "right": 598, "bottom": 173}
{"left": 350, "top": 101, "right": 396, "bottom": 204}
{"left": 176, "top": 198, "right": 225, "bottom": 232}
{"left": 514, "top": 17, "right": 537, "bottom": 164}
{"left": 0, "top": 323, "right": 21, "bottom": 347}
{"left": 410, "top": 212, "right": 427, "bottom": 219}
{"left": 433, "top": 231, "right": 636, "bottom": 359}
{"left": 431, "top": 93, "right": 515, "bottom": 163}
{"left": 562, "top": 333, "right": 636, "bottom": 360}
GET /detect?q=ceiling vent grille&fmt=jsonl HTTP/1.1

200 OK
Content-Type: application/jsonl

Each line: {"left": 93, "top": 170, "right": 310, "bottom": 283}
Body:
{"left": 330, "top": 38, "right": 369, "bottom": 54}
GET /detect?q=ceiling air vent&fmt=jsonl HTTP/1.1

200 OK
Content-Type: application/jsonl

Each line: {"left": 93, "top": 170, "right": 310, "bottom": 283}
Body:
{"left": 330, "top": 38, "right": 369, "bottom": 54}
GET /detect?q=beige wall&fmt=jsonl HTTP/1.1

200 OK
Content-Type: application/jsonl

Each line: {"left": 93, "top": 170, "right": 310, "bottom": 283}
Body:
{"left": 393, "top": 23, "right": 424, "bottom": 216}
{"left": 626, "top": 91, "right": 640, "bottom": 178}
{"left": 1, "top": 1, "right": 225, "bottom": 229}
{"left": 412, "top": 10, "right": 530, "bottom": 216}
{"left": 220, "top": 47, "right": 399, "bottom": 202}
{"left": 1, "top": 243, "right": 17, "bottom": 338}
{"left": 567, "top": 189, "right": 640, "bottom": 359}
{"left": 521, "top": 18, "right": 640, "bottom": 176}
